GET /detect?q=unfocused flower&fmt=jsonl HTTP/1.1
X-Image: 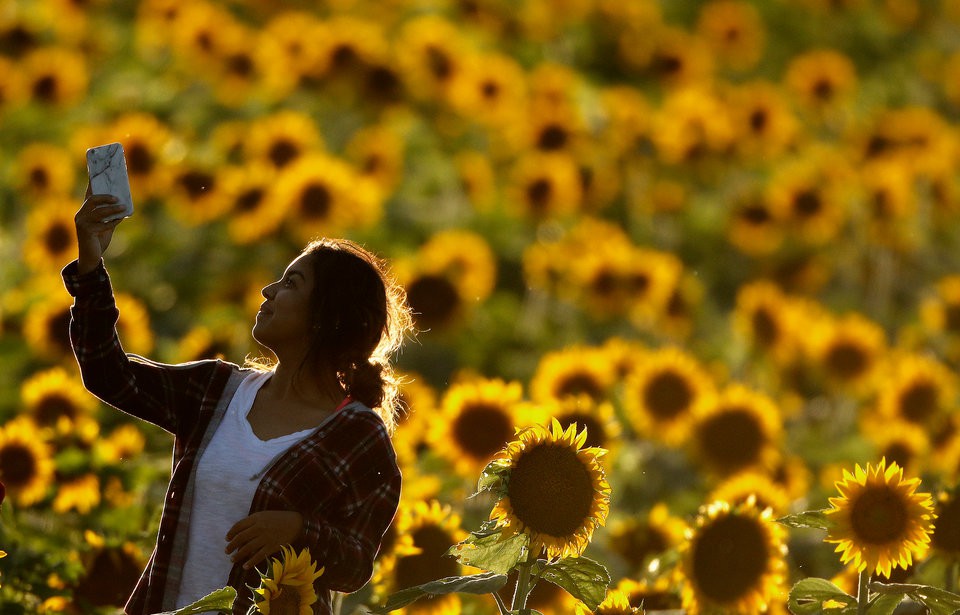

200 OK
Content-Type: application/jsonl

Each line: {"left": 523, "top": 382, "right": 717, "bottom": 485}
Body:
{"left": 0, "top": 417, "right": 55, "bottom": 507}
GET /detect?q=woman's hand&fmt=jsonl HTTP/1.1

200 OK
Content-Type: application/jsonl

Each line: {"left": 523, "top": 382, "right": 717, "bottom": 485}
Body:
{"left": 225, "top": 510, "right": 305, "bottom": 570}
{"left": 75, "top": 182, "right": 127, "bottom": 274}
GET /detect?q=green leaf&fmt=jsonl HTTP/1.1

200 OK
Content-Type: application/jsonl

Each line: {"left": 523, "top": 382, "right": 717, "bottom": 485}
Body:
{"left": 474, "top": 460, "right": 511, "bottom": 497}
{"left": 777, "top": 510, "right": 833, "bottom": 531}
{"left": 151, "top": 587, "right": 237, "bottom": 615}
{"left": 866, "top": 593, "right": 904, "bottom": 615}
{"left": 787, "top": 578, "right": 856, "bottom": 615}
{"left": 871, "top": 582, "right": 960, "bottom": 615}
{"left": 371, "top": 571, "right": 509, "bottom": 613}
{"left": 534, "top": 556, "right": 610, "bottom": 611}
{"left": 446, "top": 530, "right": 529, "bottom": 574}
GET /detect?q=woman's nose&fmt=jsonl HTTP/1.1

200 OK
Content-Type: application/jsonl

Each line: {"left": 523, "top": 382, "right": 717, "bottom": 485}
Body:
{"left": 262, "top": 283, "right": 276, "bottom": 299}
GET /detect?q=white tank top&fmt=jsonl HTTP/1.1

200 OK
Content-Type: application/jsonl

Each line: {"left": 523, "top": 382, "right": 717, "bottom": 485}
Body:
{"left": 174, "top": 370, "right": 315, "bottom": 609}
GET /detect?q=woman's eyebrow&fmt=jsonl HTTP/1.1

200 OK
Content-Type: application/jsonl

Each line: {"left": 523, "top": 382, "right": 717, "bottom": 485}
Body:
{"left": 285, "top": 270, "right": 306, "bottom": 280}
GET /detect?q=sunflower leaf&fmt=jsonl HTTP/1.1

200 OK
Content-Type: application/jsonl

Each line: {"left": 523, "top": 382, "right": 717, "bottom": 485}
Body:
{"left": 866, "top": 593, "right": 905, "bottom": 615}
{"left": 871, "top": 582, "right": 960, "bottom": 615}
{"left": 776, "top": 510, "right": 832, "bottom": 530}
{"left": 532, "top": 556, "right": 610, "bottom": 611}
{"left": 446, "top": 530, "right": 528, "bottom": 574}
{"left": 150, "top": 586, "right": 237, "bottom": 614}
{"left": 370, "top": 571, "right": 509, "bottom": 613}
{"left": 787, "top": 578, "right": 857, "bottom": 615}
{"left": 474, "top": 460, "right": 511, "bottom": 498}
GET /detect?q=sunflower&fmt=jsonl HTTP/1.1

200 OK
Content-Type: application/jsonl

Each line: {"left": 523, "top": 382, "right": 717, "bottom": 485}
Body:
{"left": 251, "top": 11, "right": 322, "bottom": 96}
{"left": 20, "top": 46, "right": 88, "bottom": 107}
{"left": 690, "top": 384, "right": 783, "bottom": 478}
{"left": 24, "top": 199, "right": 79, "bottom": 272}
{"left": 489, "top": 419, "right": 610, "bottom": 559}
{"left": 597, "top": 86, "right": 651, "bottom": 159}
{"left": 395, "top": 260, "right": 467, "bottom": 332}
{"left": 23, "top": 291, "right": 75, "bottom": 360}
{"left": 616, "top": 576, "right": 682, "bottom": 611}
{"left": 726, "top": 190, "right": 785, "bottom": 256}
{"left": 95, "top": 424, "right": 146, "bottom": 466}
{"left": 453, "top": 150, "right": 497, "bottom": 210}
{"left": 695, "top": 0, "right": 766, "bottom": 72}
{"left": 875, "top": 352, "right": 956, "bottom": 431}
{"left": 206, "top": 22, "right": 266, "bottom": 107}
{"left": 641, "top": 26, "right": 715, "bottom": 89}
{"left": 115, "top": 293, "right": 155, "bottom": 356}
{"left": 530, "top": 345, "right": 617, "bottom": 404}
{"left": 275, "top": 153, "right": 382, "bottom": 242}
{"left": 312, "top": 15, "right": 389, "bottom": 83}
{"left": 862, "top": 418, "right": 930, "bottom": 478}
{"left": 168, "top": 2, "right": 235, "bottom": 69}
{"left": 679, "top": 499, "right": 788, "bottom": 614}
{"left": 163, "top": 161, "right": 231, "bottom": 226}
{"left": 825, "top": 458, "right": 936, "bottom": 577}
{"left": 394, "top": 14, "right": 469, "bottom": 102}
{"left": 529, "top": 395, "right": 624, "bottom": 460}
{"left": 244, "top": 110, "right": 324, "bottom": 171}
{"left": 415, "top": 229, "right": 497, "bottom": 304}
{"left": 625, "top": 248, "right": 685, "bottom": 330}
{"left": 622, "top": 346, "right": 716, "bottom": 446}
{"left": 448, "top": 51, "right": 528, "bottom": 128}
{"left": 920, "top": 275, "right": 960, "bottom": 341}
{"left": 428, "top": 378, "right": 525, "bottom": 480}
{"left": 605, "top": 503, "right": 686, "bottom": 572}
{"left": 725, "top": 80, "right": 799, "bottom": 161}
{"left": 601, "top": 337, "right": 651, "bottom": 381}
{"left": 72, "top": 533, "right": 145, "bottom": 609}
{"left": 52, "top": 473, "right": 100, "bottom": 515}
{"left": 858, "top": 160, "right": 920, "bottom": 252}
{"left": 784, "top": 49, "right": 858, "bottom": 117}
{"left": 651, "top": 85, "right": 735, "bottom": 165}
{"left": 931, "top": 487, "right": 960, "bottom": 557}
{"left": 13, "top": 142, "right": 75, "bottom": 199}
{"left": 709, "top": 471, "right": 792, "bottom": 517}
{"left": 575, "top": 588, "right": 643, "bottom": 615}
{"left": 21, "top": 367, "right": 96, "bottom": 430}
{"left": 505, "top": 151, "right": 583, "bottom": 220}
{"left": 857, "top": 107, "right": 956, "bottom": 180}
{"left": 0, "top": 417, "right": 55, "bottom": 507}
{"left": 765, "top": 150, "right": 851, "bottom": 246}
{"left": 374, "top": 500, "right": 467, "bottom": 615}
{"left": 252, "top": 545, "right": 324, "bottom": 615}
{"left": 134, "top": 0, "right": 186, "bottom": 52}
{"left": 345, "top": 124, "right": 406, "bottom": 196}
{"left": 0, "top": 56, "right": 26, "bottom": 112}
{"left": 216, "top": 162, "right": 284, "bottom": 245}
{"left": 804, "top": 312, "right": 888, "bottom": 396}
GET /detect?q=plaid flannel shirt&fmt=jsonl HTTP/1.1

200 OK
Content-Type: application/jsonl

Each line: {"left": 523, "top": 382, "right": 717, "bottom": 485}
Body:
{"left": 63, "top": 260, "right": 402, "bottom": 615}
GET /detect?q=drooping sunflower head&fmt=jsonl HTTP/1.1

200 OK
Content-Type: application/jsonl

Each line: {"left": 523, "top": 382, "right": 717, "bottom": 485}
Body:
{"left": 931, "top": 487, "right": 960, "bottom": 556}
{"left": 489, "top": 419, "right": 610, "bottom": 559}
{"left": 679, "top": 498, "right": 788, "bottom": 615}
{"left": 605, "top": 502, "right": 686, "bottom": 572}
{"left": 825, "top": 458, "right": 936, "bottom": 577}
{"left": 253, "top": 545, "right": 324, "bottom": 615}
{"left": 574, "top": 587, "right": 643, "bottom": 615}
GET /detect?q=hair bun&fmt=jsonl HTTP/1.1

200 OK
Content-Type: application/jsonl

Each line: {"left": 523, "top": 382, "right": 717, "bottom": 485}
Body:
{"left": 349, "top": 360, "right": 385, "bottom": 409}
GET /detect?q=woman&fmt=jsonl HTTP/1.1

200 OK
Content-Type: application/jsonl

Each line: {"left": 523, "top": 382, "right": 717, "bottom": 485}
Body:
{"left": 65, "top": 187, "right": 412, "bottom": 614}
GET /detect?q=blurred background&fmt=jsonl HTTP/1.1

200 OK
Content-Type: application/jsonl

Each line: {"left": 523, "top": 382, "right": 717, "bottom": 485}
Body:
{"left": 2, "top": 0, "right": 960, "bottom": 612}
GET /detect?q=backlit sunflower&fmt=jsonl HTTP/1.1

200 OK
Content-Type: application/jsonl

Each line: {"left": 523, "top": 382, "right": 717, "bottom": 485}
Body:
{"left": 690, "top": 384, "right": 783, "bottom": 478}
{"left": 345, "top": 124, "right": 405, "bottom": 196}
{"left": 0, "top": 417, "right": 55, "bottom": 507}
{"left": 606, "top": 503, "right": 686, "bottom": 572}
{"left": 72, "top": 532, "right": 145, "bottom": 609}
{"left": 855, "top": 107, "right": 956, "bottom": 180}
{"left": 862, "top": 418, "right": 930, "bottom": 478}
{"left": 696, "top": 0, "right": 766, "bottom": 72}
{"left": 217, "top": 162, "right": 285, "bottom": 245}
{"left": 725, "top": 81, "right": 799, "bottom": 161}
{"left": 52, "top": 473, "right": 100, "bottom": 514}
{"left": 244, "top": 110, "right": 324, "bottom": 171}
{"left": 597, "top": 86, "right": 651, "bottom": 159}
{"left": 505, "top": 151, "right": 583, "bottom": 220}
{"left": 394, "top": 14, "right": 469, "bottom": 102}
{"left": 530, "top": 345, "right": 617, "bottom": 404}
{"left": 643, "top": 26, "right": 715, "bottom": 90}
{"left": 164, "top": 161, "right": 231, "bottom": 226}
{"left": 731, "top": 280, "right": 803, "bottom": 365}
{"left": 95, "top": 424, "right": 146, "bottom": 464}
{"left": 275, "top": 153, "right": 381, "bottom": 242}
{"left": 825, "top": 458, "right": 936, "bottom": 577}
{"left": 931, "top": 487, "right": 960, "bottom": 557}
{"left": 875, "top": 352, "right": 956, "bottom": 431}
{"left": 0, "top": 56, "right": 26, "bottom": 112}
{"left": 21, "top": 366, "right": 96, "bottom": 430}
{"left": 23, "top": 292, "right": 74, "bottom": 360}
{"left": 206, "top": 22, "right": 267, "bottom": 107}
{"left": 920, "top": 274, "right": 960, "bottom": 342}
{"left": 858, "top": 160, "right": 920, "bottom": 252}
{"left": 252, "top": 545, "right": 324, "bottom": 615}
{"left": 784, "top": 48, "right": 858, "bottom": 118}
{"left": 454, "top": 150, "right": 497, "bottom": 210}
{"left": 528, "top": 395, "right": 624, "bottom": 461}
{"left": 174, "top": 325, "right": 236, "bottom": 362}
{"left": 253, "top": 10, "right": 325, "bottom": 98}
{"left": 489, "top": 419, "right": 610, "bottom": 559}
{"left": 709, "top": 471, "right": 792, "bottom": 517}
{"left": 726, "top": 190, "right": 784, "bottom": 256}
{"left": 373, "top": 500, "right": 467, "bottom": 615}
{"left": 13, "top": 143, "right": 75, "bottom": 199}
{"left": 625, "top": 248, "right": 685, "bottom": 330}
{"left": 448, "top": 51, "right": 527, "bottom": 128}
{"left": 428, "top": 378, "right": 525, "bottom": 480}
{"left": 679, "top": 499, "right": 788, "bottom": 615}
{"left": 651, "top": 86, "right": 734, "bottom": 165}
{"left": 804, "top": 312, "right": 887, "bottom": 396}
{"left": 622, "top": 346, "right": 715, "bottom": 446}
{"left": 20, "top": 46, "right": 88, "bottom": 107}
{"left": 415, "top": 230, "right": 497, "bottom": 304}
{"left": 115, "top": 293, "right": 155, "bottom": 356}
{"left": 24, "top": 199, "right": 79, "bottom": 272}
{"left": 616, "top": 576, "right": 682, "bottom": 612}
{"left": 575, "top": 588, "right": 643, "bottom": 615}
{"left": 167, "top": 2, "right": 233, "bottom": 68}
{"left": 765, "top": 151, "right": 851, "bottom": 246}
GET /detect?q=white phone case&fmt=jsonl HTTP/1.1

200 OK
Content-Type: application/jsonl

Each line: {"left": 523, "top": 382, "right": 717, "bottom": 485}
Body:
{"left": 86, "top": 142, "right": 134, "bottom": 222}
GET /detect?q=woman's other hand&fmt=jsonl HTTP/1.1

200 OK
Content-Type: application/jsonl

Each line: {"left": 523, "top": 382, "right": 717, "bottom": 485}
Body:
{"left": 75, "top": 182, "right": 126, "bottom": 274}
{"left": 225, "top": 510, "right": 305, "bottom": 570}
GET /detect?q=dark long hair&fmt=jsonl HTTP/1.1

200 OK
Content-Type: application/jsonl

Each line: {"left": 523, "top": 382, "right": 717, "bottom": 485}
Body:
{"left": 297, "top": 238, "right": 412, "bottom": 433}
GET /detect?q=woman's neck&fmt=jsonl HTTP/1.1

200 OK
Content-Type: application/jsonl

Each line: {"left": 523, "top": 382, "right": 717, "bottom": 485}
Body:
{"left": 266, "top": 361, "right": 344, "bottom": 406}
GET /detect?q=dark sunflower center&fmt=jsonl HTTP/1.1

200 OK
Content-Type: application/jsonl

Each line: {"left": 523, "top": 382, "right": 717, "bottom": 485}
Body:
{"left": 394, "top": 525, "right": 459, "bottom": 594}
{"left": 526, "top": 178, "right": 552, "bottom": 213}
{"left": 945, "top": 304, "right": 960, "bottom": 333}
{"left": 739, "top": 202, "right": 771, "bottom": 225}
{"left": 126, "top": 142, "right": 153, "bottom": 175}
{"left": 555, "top": 373, "right": 605, "bottom": 402}
{"left": 299, "top": 183, "right": 331, "bottom": 218}
{"left": 749, "top": 109, "right": 768, "bottom": 133}
{"left": 451, "top": 402, "right": 513, "bottom": 460}
{"left": 366, "top": 65, "right": 403, "bottom": 101}
{"left": 813, "top": 78, "right": 834, "bottom": 101}
{"left": 825, "top": 342, "right": 868, "bottom": 380}
{"left": 47, "top": 307, "right": 74, "bottom": 355}
{"left": 227, "top": 52, "right": 254, "bottom": 78}
{"left": 331, "top": 44, "right": 358, "bottom": 70}
{"left": 177, "top": 170, "right": 214, "bottom": 200}
{"left": 613, "top": 524, "right": 669, "bottom": 568}
{"left": 269, "top": 139, "right": 300, "bottom": 168}
{"left": 73, "top": 547, "right": 143, "bottom": 607}
{"left": 0, "top": 443, "right": 37, "bottom": 487}
{"left": 643, "top": 370, "right": 693, "bottom": 420}
{"left": 507, "top": 443, "right": 594, "bottom": 537}
{"left": 29, "top": 166, "right": 49, "bottom": 189}
{"left": 32, "top": 74, "right": 57, "bottom": 102}
{"left": 426, "top": 46, "right": 452, "bottom": 81}
{"left": 234, "top": 188, "right": 264, "bottom": 213}
{"left": 653, "top": 52, "right": 682, "bottom": 78}
{"left": 269, "top": 585, "right": 302, "bottom": 615}
{"left": 932, "top": 495, "right": 960, "bottom": 553}
{"left": 850, "top": 485, "right": 909, "bottom": 545}
{"left": 537, "top": 125, "right": 568, "bottom": 151}
{"left": 691, "top": 514, "right": 769, "bottom": 604}
{"left": 44, "top": 222, "right": 73, "bottom": 254}
{"left": 751, "top": 308, "right": 779, "bottom": 348}
{"left": 792, "top": 189, "right": 822, "bottom": 219}
{"left": 481, "top": 80, "right": 499, "bottom": 99}
{"left": 406, "top": 274, "right": 460, "bottom": 330}
{"left": 882, "top": 443, "right": 913, "bottom": 470}
{"left": 557, "top": 413, "right": 604, "bottom": 448}
{"left": 696, "top": 408, "right": 766, "bottom": 475}
{"left": 34, "top": 393, "right": 78, "bottom": 425}
{"left": 899, "top": 382, "right": 937, "bottom": 423}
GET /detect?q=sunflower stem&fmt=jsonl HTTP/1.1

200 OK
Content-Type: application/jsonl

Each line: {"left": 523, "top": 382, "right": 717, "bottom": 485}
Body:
{"left": 948, "top": 559, "right": 959, "bottom": 594}
{"left": 512, "top": 548, "right": 538, "bottom": 614}
{"left": 492, "top": 590, "right": 511, "bottom": 615}
{"left": 857, "top": 569, "right": 870, "bottom": 615}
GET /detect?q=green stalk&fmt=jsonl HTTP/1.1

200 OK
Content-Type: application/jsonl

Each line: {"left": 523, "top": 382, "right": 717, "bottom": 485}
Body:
{"left": 948, "top": 559, "right": 959, "bottom": 595}
{"left": 857, "top": 569, "right": 870, "bottom": 615}
{"left": 512, "top": 547, "right": 539, "bottom": 615}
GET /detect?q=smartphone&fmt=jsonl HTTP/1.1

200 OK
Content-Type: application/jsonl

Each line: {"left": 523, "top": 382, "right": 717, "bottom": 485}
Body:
{"left": 86, "top": 142, "right": 134, "bottom": 222}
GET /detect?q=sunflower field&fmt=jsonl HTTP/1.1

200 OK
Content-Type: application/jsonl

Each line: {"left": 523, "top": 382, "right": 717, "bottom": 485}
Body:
{"left": 7, "top": 0, "right": 960, "bottom": 612}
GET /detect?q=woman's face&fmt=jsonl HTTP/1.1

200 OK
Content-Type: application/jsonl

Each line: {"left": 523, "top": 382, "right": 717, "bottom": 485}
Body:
{"left": 253, "top": 253, "right": 315, "bottom": 355}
